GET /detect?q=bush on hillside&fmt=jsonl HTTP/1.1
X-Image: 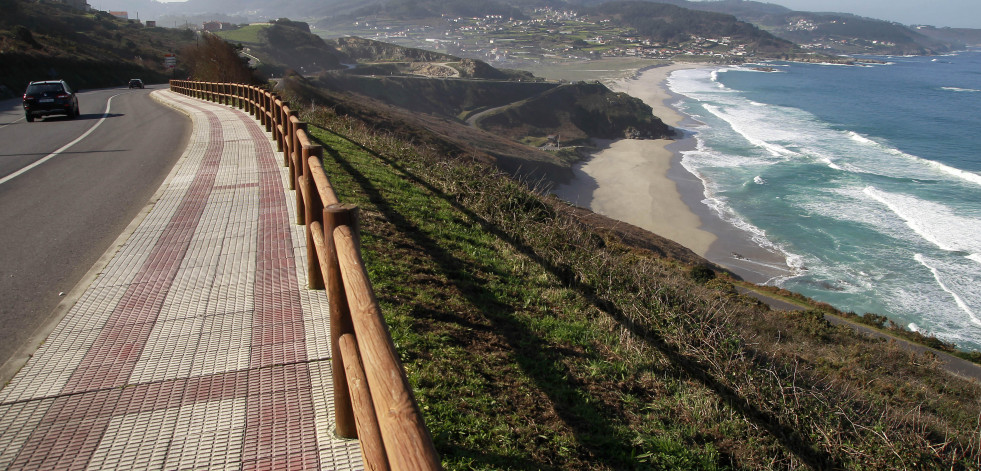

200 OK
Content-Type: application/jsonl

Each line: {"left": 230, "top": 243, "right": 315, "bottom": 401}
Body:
{"left": 179, "top": 33, "right": 260, "bottom": 83}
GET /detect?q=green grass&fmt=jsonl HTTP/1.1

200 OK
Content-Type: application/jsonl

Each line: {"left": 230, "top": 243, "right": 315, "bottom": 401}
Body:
{"left": 306, "top": 125, "right": 738, "bottom": 469}
{"left": 292, "top": 95, "right": 981, "bottom": 470}
{"left": 214, "top": 24, "right": 268, "bottom": 44}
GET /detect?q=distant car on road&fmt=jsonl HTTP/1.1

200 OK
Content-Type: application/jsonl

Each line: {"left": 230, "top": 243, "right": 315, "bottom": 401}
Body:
{"left": 22, "top": 80, "right": 80, "bottom": 122}
{"left": 128, "top": 79, "right": 144, "bottom": 89}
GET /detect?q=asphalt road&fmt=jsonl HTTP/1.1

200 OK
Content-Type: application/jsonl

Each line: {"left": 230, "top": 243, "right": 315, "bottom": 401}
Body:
{"left": 0, "top": 84, "right": 190, "bottom": 381}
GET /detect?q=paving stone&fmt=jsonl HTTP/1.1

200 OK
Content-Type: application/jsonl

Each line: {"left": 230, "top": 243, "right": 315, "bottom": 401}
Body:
{"left": 0, "top": 91, "right": 363, "bottom": 470}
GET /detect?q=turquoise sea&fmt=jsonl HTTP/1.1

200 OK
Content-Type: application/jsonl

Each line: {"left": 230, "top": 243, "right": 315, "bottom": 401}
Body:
{"left": 666, "top": 49, "right": 981, "bottom": 352}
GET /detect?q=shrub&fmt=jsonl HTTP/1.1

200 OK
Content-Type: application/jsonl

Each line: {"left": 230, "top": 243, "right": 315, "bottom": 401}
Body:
{"left": 13, "top": 25, "right": 38, "bottom": 47}
{"left": 688, "top": 263, "right": 715, "bottom": 284}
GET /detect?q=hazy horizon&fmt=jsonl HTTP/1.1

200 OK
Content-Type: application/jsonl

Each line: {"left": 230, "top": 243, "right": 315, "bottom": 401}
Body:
{"left": 707, "top": 0, "right": 981, "bottom": 29}
{"left": 131, "top": 0, "right": 981, "bottom": 29}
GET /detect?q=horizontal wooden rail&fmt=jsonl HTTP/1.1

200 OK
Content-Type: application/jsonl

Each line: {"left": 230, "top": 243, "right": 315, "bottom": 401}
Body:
{"left": 169, "top": 80, "right": 440, "bottom": 470}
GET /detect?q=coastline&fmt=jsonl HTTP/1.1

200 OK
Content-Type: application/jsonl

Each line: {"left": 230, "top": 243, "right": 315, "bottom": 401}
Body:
{"left": 553, "top": 62, "right": 795, "bottom": 284}
{"left": 553, "top": 63, "right": 716, "bottom": 255}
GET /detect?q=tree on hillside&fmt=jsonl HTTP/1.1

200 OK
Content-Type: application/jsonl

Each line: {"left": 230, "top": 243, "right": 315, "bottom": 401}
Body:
{"left": 180, "top": 33, "right": 260, "bottom": 83}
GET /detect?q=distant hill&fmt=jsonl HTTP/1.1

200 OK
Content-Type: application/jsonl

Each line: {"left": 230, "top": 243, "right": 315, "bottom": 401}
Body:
{"left": 587, "top": 1, "right": 795, "bottom": 53}
{"left": 91, "top": 0, "right": 376, "bottom": 24}
{"left": 640, "top": 0, "right": 955, "bottom": 55}
{"left": 760, "top": 12, "right": 952, "bottom": 55}
{"left": 0, "top": 0, "right": 196, "bottom": 97}
{"left": 96, "top": 0, "right": 965, "bottom": 57}
{"left": 915, "top": 26, "right": 981, "bottom": 48}
{"left": 345, "top": 0, "right": 529, "bottom": 21}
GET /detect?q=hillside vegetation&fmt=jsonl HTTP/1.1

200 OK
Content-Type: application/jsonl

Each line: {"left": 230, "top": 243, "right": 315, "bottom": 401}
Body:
{"left": 316, "top": 74, "right": 557, "bottom": 117}
{"left": 0, "top": 0, "right": 196, "bottom": 96}
{"left": 332, "top": 35, "right": 457, "bottom": 63}
{"left": 476, "top": 82, "right": 673, "bottom": 144}
{"left": 282, "top": 72, "right": 573, "bottom": 181}
{"left": 278, "top": 77, "right": 981, "bottom": 469}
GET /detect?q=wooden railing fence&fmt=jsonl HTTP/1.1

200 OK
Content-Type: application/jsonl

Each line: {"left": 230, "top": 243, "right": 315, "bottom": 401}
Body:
{"left": 169, "top": 80, "right": 440, "bottom": 471}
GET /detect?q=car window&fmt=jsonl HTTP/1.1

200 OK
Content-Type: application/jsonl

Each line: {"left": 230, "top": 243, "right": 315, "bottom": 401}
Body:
{"left": 27, "top": 83, "right": 65, "bottom": 94}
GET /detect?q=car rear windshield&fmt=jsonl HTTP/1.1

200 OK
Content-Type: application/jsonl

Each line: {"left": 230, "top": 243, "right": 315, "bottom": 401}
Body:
{"left": 27, "top": 83, "right": 66, "bottom": 94}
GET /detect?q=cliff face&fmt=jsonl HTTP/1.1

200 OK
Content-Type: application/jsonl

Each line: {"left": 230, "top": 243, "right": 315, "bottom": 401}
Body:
{"left": 476, "top": 82, "right": 674, "bottom": 144}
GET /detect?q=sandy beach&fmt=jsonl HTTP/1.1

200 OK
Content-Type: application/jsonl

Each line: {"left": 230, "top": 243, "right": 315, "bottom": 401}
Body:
{"left": 553, "top": 63, "right": 714, "bottom": 254}
{"left": 552, "top": 63, "right": 796, "bottom": 283}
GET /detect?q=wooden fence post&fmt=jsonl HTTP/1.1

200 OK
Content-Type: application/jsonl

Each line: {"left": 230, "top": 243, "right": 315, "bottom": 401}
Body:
{"left": 290, "top": 113, "right": 301, "bottom": 170}
{"left": 340, "top": 333, "right": 389, "bottom": 471}
{"left": 290, "top": 123, "right": 307, "bottom": 190}
{"left": 327, "top": 204, "right": 359, "bottom": 439}
{"left": 273, "top": 98, "right": 283, "bottom": 152}
{"left": 264, "top": 92, "right": 273, "bottom": 133}
{"left": 296, "top": 145, "right": 310, "bottom": 224}
{"left": 333, "top": 224, "right": 441, "bottom": 469}
{"left": 303, "top": 150, "right": 325, "bottom": 291}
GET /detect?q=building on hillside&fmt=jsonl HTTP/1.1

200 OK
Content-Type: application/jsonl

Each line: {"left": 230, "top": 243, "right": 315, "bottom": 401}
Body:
{"left": 109, "top": 11, "right": 128, "bottom": 19}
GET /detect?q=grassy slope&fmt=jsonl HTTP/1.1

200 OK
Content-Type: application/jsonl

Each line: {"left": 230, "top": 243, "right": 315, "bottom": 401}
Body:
{"left": 213, "top": 24, "right": 268, "bottom": 44}
{"left": 296, "top": 101, "right": 981, "bottom": 469}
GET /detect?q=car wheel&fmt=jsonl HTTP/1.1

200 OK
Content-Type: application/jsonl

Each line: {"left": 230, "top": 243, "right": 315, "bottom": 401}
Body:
{"left": 25, "top": 113, "right": 34, "bottom": 123}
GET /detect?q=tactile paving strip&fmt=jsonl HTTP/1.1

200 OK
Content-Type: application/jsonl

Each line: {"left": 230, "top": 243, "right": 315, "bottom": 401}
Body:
{"left": 0, "top": 91, "right": 363, "bottom": 470}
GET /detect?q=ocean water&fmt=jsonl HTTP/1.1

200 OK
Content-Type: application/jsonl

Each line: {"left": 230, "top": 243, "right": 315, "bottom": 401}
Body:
{"left": 665, "top": 50, "right": 981, "bottom": 352}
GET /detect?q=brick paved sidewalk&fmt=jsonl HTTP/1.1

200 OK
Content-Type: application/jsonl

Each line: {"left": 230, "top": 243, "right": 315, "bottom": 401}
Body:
{"left": 0, "top": 90, "right": 364, "bottom": 470}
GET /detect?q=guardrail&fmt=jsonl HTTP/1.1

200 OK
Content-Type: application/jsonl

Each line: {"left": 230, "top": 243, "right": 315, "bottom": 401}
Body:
{"left": 169, "top": 80, "right": 440, "bottom": 470}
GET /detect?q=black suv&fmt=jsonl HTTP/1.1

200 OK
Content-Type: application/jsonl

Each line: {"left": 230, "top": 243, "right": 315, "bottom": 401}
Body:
{"left": 128, "top": 79, "right": 144, "bottom": 89}
{"left": 23, "top": 80, "right": 80, "bottom": 122}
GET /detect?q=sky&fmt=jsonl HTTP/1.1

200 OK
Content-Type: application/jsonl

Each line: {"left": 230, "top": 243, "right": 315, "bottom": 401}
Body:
{"left": 737, "top": 0, "right": 981, "bottom": 29}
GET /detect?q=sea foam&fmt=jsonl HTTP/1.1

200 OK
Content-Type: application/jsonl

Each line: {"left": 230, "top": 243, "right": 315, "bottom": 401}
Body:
{"left": 915, "top": 254, "right": 981, "bottom": 327}
{"left": 665, "top": 54, "right": 981, "bottom": 351}
{"left": 844, "top": 131, "right": 981, "bottom": 186}
{"left": 862, "top": 186, "right": 981, "bottom": 258}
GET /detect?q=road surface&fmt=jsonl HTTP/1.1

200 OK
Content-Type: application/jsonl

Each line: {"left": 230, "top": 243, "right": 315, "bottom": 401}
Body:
{"left": 0, "top": 84, "right": 190, "bottom": 381}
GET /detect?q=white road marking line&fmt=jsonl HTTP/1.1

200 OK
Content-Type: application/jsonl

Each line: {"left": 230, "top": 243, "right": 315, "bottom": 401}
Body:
{"left": 0, "top": 94, "right": 120, "bottom": 186}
